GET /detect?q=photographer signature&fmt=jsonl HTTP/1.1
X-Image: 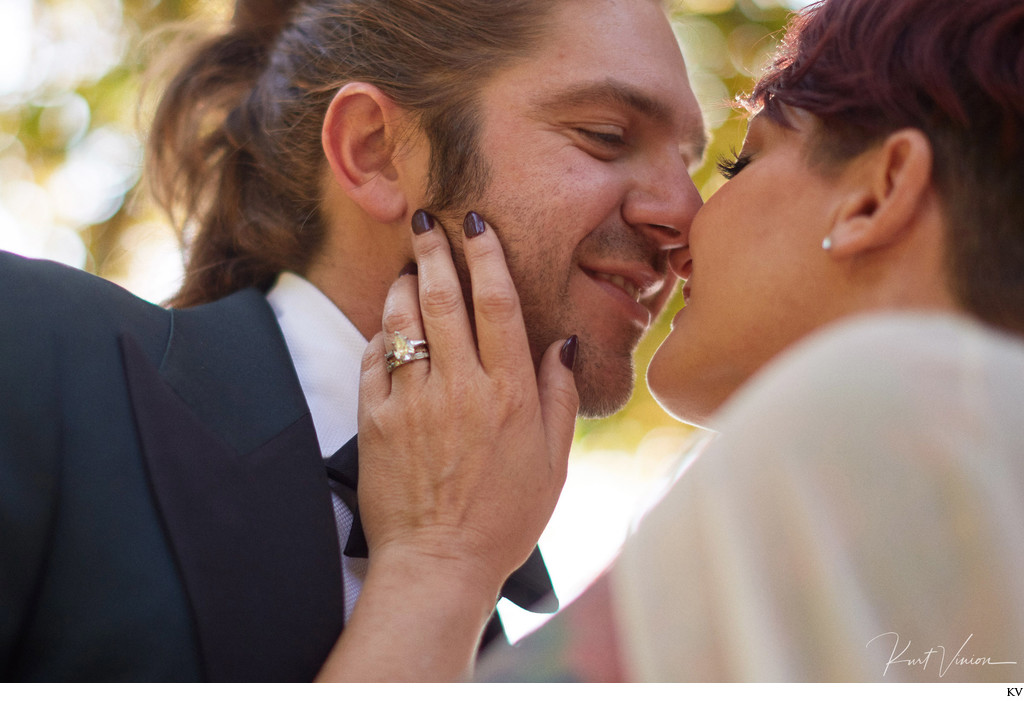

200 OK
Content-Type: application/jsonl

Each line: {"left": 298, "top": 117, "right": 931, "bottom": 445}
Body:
{"left": 867, "top": 632, "right": 1017, "bottom": 678}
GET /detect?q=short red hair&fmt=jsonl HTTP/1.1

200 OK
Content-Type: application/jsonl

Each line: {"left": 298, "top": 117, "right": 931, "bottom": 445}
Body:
{"left": 750, "top": 0, "right": 1024, "bottom": 333}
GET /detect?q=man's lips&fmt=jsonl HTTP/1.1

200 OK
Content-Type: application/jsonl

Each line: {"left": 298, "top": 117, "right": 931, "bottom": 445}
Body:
{"left": 582, "top": 267, "right": 665, "bottom": 304}
{"left": 591, "top": 271, "right": 641, "bottom": 301}
{"left": 582, "top": 266, "right": 668, "bottom": 329}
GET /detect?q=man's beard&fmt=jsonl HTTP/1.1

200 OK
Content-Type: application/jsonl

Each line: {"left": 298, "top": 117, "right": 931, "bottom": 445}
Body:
{"left": 573, "top": 338, "right": 638, "bottom": 418}
{"left": 424, "top": 142, "right": 643, "bottom": 419}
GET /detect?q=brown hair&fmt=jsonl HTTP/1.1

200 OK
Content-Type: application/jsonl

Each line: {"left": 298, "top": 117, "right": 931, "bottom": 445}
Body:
{"left": 749, "top": 0, "right": 1024, "bottom": 334}
{"left": 148, "top": 0, "right": 555, "bottom": 307}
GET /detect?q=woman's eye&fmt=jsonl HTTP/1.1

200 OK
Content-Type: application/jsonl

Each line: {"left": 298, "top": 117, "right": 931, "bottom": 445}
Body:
{"left": 716, "top": 149, "right": 752, "bottom": 180}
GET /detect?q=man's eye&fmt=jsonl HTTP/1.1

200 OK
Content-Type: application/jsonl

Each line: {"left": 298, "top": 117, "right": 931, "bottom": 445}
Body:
{"left": 577, "top": 128, "right": 626, "bottom": 148}
{"left": 716, "top": 149, "right": 752, "bottom": 180}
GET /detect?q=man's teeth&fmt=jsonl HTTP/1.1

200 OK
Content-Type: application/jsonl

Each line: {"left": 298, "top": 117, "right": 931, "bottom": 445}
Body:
{"left": 595, "top": 272, "right": 640, "bottom": 301}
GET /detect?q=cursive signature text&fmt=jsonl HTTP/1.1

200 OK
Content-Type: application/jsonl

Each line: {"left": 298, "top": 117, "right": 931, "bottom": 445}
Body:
{"left": 867, "top": 632, "right": 1018, "bottom": 678}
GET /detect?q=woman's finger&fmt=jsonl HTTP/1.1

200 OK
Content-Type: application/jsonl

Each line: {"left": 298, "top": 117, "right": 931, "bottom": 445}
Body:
{"left": 358, "top": 331, "right": 391, "bottom": 422}
{"left": 408, "top": 210, "right": 477, "bottom": 375}
{"left": 537, "top": 336, "right": 580, "bottom": 472}
{"left": 380, "top": 266, "right": 431, "bottom": 381}
{"left": 461, "top": 211, "right": 532, "bottom": 380}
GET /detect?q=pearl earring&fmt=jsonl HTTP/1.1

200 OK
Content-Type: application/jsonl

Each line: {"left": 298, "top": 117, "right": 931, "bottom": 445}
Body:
{"left": 822, "top": 236, "right": 833, "bottom": 251}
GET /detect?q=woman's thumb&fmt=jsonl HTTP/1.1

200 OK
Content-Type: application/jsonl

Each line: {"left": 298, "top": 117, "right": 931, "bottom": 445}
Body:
{"left": 537, "top": 336, "right": 580, "bottom": 471}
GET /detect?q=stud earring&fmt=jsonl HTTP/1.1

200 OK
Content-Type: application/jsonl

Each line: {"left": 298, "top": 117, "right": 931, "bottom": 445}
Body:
{"left": 822, "top": 236, "right": 833, "bottom": 251}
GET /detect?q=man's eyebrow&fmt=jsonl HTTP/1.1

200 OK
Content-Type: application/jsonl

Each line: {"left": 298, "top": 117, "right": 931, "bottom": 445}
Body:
{"left": 532, "top": 79, "right": 708, "bottom": 158}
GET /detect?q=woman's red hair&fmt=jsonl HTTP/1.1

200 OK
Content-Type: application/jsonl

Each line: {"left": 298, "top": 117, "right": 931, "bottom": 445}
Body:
{"left": 750, "top": 0, "right": 1024, "bottom": 333}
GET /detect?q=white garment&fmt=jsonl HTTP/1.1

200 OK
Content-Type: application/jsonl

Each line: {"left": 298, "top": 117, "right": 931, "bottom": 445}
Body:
{"left": 266, "top": 272, "right": 369, "bottom": 621}
{"left": 611, "top": 313, "right": 1024, "bottom": 681}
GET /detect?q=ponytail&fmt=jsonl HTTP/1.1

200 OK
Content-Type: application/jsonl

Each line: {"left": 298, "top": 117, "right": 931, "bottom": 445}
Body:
{"left": 147, "top": 0, "right": 556, "bottom": 308}
{"left": 148, "top": 0, "right": 320, "bottom": 307}
{"left": 232, "top": 0, "right": 295, "bottom": 43}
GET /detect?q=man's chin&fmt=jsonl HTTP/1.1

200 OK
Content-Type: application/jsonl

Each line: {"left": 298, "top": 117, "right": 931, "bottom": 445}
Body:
{"left": 575, "top": 370, "right": 635, "bottom": 419}
{"left": 567, "top": 338, "right": 640, "bottom": 418}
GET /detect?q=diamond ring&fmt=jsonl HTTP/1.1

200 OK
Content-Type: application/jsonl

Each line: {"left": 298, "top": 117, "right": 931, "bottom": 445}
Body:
{"left": 384, "top": 331, "right": 430, "bottom": 373}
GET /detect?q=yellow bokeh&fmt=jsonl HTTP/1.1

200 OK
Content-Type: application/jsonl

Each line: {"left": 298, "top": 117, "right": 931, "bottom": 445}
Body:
{"left": 680, "top": 0, "right": 736, "bottom": 15}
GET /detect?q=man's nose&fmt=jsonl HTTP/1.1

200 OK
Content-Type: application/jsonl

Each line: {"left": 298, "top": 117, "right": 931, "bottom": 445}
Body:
{"left": 622, "top": 155, "right": 703, "bottom": 252}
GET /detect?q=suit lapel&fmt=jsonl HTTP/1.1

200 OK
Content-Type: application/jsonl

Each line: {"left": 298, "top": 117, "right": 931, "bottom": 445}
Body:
{"left": 122, "top": 289, "right": 343, "bottom": 681}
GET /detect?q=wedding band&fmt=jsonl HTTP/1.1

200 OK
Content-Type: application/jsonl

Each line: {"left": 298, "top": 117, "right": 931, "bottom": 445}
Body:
{"left": 385, "top": 331, "right": 430, "bottom": 373}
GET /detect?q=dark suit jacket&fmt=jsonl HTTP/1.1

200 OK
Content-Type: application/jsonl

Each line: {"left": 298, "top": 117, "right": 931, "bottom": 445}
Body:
{"left": 0, "top": 251, "right": 345, "bottom": 681}
{"left": 0, "top": 251, "right": 556, "bottom": 681}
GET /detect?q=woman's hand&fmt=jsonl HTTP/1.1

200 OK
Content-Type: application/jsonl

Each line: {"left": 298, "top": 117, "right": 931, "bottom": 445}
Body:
{"left": 316, "top": 210, "right": 578, "bottom": 681}
{"left": 359, "top": 209, "right": 578, "bottom": 580}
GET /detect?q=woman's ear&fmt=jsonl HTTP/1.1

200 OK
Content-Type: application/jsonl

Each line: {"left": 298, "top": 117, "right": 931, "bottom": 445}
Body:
{"left": 321, "top": 82, "right": 411, "bottom": 224}
{"left": 824, "top": 129, "right": 933, "bottom": 257}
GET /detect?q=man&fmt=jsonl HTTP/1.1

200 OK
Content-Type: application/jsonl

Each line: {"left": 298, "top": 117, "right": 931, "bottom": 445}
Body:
{"left": 0, "top": 0, "right": 704, "bottom": 681}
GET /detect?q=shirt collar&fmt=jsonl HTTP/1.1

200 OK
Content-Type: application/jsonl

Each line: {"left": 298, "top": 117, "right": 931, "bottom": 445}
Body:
{"left": 266, "top": 272, "right": 368, "bottom": 456}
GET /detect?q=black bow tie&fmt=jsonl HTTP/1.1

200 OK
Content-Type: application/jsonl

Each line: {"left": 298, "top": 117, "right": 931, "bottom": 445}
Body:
{"left": 324, "top": 435, "right": 558, "bottom": 614}
{"left": 324, "top": 437, "right": 366, "bottom": 558}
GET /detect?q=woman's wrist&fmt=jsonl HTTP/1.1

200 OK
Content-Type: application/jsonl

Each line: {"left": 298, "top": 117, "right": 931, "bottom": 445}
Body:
{"left": 366, "top": 539, "right": 506, "bottom": 615}
{"left": 317, "top": 544, "right": 502, "bottom": 682}
{"left": 364, "top": 543, "right": 506, "bottom": 670}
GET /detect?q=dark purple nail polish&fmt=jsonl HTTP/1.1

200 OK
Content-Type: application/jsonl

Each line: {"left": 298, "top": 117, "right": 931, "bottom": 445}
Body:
{"left": 398, "top": 261, "right": 417, "bottom": 277}
{"left": 463, "top": 211, "right": 486, "bottom": 238}
{"left": 412, "top": 209, "right": 435, "bottom": 235}
{"left": 560, "top": 335, "right": 579, "bottom": 371}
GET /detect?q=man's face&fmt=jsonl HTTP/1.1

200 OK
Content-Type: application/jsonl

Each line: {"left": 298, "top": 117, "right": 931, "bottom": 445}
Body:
{"left": 434, "top": 0, "right": 705, "bottom": 417}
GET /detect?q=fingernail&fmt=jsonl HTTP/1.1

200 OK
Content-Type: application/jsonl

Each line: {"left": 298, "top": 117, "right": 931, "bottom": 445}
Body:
{"left": 412, "top": 209, "right": 435, "bottom": 235}
{"left": 560, "top": 335, "right": 579, "bottom": 371}
{"left": 463, "top": 211, "right": 486, "bottom": 238}
{"left": 398, "top": 261, "right": 417, "bottom": 277}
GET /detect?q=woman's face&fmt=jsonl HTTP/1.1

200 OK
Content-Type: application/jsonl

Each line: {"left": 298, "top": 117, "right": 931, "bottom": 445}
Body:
{"left": 647, "top": 108, "right": 853, "bottom": 426}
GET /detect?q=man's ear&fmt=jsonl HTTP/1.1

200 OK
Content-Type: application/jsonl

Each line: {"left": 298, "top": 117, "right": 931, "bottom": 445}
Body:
{"left": 321, "top": 82, "right": 410, "bottom": 224}
{"left": 824, "top": 129, "right": 933, "bottom": 258}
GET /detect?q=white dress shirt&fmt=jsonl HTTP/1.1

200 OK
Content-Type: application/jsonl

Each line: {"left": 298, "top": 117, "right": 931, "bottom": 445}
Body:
{"left": 266, "top": 272, "right": 369, "bottom": 621}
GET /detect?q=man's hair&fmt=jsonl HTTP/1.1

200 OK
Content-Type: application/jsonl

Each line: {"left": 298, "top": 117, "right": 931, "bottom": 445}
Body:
{"left": 748, "top": 0, "right": 1024, "bottom": 334}
{"left": 148, "top": 0, "right": 555, "bottom": 308}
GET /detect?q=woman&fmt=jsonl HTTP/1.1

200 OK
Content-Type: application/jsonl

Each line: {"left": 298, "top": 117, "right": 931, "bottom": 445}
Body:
{"left": 333, "top": 0, "right": 1024, "bottom": 682}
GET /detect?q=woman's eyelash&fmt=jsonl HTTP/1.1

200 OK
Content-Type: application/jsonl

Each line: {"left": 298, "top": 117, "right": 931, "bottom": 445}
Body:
{"left": 716, "top": 150, "right": 752, "bottom": 180}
